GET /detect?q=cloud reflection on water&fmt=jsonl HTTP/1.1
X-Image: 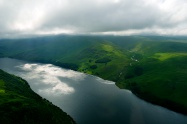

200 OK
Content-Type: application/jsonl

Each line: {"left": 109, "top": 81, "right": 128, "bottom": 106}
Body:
{"left": 96, "top": 77, "right": 115, "bottom": 85}
{"left": 17, "top": 63, "right": 86, "bottom": 95}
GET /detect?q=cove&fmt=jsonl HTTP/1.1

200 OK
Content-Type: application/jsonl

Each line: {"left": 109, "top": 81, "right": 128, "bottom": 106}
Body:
{"left": 0, "top": 58, "right": 187, "bottom": 124}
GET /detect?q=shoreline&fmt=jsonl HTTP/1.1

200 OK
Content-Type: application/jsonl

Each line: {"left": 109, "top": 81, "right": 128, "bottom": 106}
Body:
{"left": 3, "top": 57, "right": 187, "bottom": 115}
{"left": 126, "top": 87, "right": 187, "bottom": 115}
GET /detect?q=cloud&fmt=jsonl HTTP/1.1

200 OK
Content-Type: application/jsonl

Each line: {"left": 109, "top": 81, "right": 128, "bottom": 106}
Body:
{"left": 0, "top": 0, "right": 187, "bottom": 37}
{"left": 17, "top": 63, "right": 86, "bottom": 96}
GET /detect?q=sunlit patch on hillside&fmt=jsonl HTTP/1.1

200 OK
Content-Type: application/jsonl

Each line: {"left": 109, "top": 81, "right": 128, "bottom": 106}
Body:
{"left": 101, "top": 44, "right": 124, "bottom": 57}
{"left": 153, "top": 53, "right": 187, "bottom": 61}
{"left": 0, "top": 80, "right": 5, "bottom": 93}
{"left": 0, "top": 89, "right": 5, "bottom": 93}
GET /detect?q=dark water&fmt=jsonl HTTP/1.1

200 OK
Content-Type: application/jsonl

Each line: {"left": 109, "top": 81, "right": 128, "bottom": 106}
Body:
{"left": 0, "top": 58, "right": 187, "bottom": 124}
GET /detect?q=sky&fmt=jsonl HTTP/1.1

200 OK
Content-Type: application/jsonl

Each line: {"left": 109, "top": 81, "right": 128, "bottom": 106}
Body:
{"left": 0, "top": 0, "right": 187, "bottom": 38}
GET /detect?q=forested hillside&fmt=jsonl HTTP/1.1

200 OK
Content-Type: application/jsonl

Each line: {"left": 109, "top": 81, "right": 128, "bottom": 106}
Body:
{"left": 0, "top": 35, "right": 187, "bottom": 114}
{"left": 0, "top": 69, "right": 76, "bottom": 124}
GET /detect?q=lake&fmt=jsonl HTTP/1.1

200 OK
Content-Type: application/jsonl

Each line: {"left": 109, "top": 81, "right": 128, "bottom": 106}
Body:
{"left": 0, "top": 58, "right": 187, "bottom": 124}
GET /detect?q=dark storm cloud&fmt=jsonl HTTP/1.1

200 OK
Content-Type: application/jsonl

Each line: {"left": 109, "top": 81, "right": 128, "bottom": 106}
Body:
{"left": 0, "top": 0, "right": 187, "bottom": 37}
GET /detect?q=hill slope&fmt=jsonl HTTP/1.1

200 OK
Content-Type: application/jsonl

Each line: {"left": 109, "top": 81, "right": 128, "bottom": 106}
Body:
{"left": 0, "top": 69, "right": 76, "bottom": 124}
{"left": 0, "top": 35, "right": 187, "bottom": 114}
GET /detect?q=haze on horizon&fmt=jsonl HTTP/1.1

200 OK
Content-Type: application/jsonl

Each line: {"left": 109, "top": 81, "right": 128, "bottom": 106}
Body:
{"left": 0, "top": 0, "right": 187, "bottom": 38}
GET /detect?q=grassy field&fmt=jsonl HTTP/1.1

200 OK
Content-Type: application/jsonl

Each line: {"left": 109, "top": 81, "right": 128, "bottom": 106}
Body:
{"left": 0, "top": 69, "right": 76, "bottom": 124}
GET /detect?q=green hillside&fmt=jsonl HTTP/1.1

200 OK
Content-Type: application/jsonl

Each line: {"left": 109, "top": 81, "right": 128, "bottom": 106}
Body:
{"left": 0, "top": 69, "right": 76, "bottom": 124}
{"left": 0, "top": 35, "right": 187, "bottom": 114}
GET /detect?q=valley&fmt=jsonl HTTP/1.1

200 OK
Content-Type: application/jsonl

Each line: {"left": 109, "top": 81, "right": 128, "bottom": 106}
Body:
{"left": 0, "top": 35, "right": 187, "bottom": 114}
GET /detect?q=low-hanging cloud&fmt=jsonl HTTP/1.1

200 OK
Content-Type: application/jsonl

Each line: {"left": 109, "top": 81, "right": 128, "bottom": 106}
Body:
{"left": 0, "top": 0, "right": 187, "bottom": 38}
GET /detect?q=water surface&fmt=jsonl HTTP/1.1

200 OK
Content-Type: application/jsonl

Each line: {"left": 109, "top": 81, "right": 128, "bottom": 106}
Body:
{"left": 0, "top": 58, "right": 187, "bottom": 124}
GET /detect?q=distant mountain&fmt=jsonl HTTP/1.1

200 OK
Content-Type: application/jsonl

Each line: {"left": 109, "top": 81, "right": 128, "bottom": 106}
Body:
{"left": 0, "top": 35, "right": 187, "bottom": 114}
{"left": 0, "top": 69, "right": 76, "bottom": 124}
